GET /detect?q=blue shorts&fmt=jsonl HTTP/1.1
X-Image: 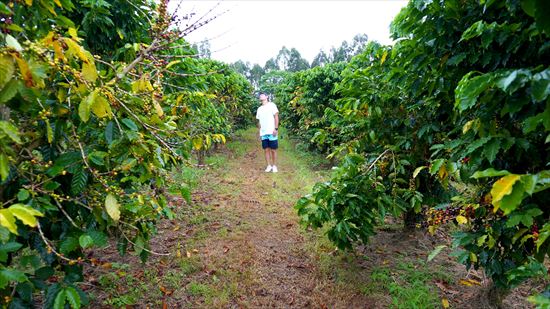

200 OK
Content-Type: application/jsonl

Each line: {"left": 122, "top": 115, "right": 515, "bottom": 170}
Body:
{"left": 261, "top": 134, "right": 278, "bottom": 149}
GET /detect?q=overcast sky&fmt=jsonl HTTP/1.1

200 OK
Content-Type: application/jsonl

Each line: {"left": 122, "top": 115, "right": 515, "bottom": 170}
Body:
{"left": 174, "top": 1, "right": 408, "bottom": 66}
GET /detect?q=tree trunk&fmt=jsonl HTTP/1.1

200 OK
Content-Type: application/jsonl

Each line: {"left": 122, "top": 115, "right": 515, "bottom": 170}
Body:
{"left": 403, "top": 209, "right": 418, "bottom": 231}
{"left": 197, "top": 150, "right": 205, "bottom": 166}
{"left": 485, "top": 283, "right": 509, "bottom": 309}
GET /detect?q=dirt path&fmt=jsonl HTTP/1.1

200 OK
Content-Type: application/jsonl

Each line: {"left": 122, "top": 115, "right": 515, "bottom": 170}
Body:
{"left": 172, "top": 129, "right": 371, "bottom": 308}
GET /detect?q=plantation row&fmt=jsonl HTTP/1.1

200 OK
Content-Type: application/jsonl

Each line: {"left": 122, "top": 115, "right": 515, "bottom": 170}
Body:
{"left": 261, "top": 0, "right": 549, "bottom": 305}
{"left": 0, "top": 0, "right": 254, "bottom": 307}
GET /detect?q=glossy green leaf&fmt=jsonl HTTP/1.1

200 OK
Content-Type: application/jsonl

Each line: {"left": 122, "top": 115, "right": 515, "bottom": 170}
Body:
{"left": 70, "top": 168, "right": 88, "bottom": 195}
{"left": 0, "top": 268, "right": 27, "bottom": 289}
{"left": 0, "top": 79, "right": 19, "bottom": 103}
{"left": 471, "top": 168, "right": 511, "bottom": 179}
{"left": 60, "top": 237, "right": 79, "bottom": 255}
{"left": 79, "top": 235, "right": 93, "bottom": 249}
{"left": 65, "top": 286, "right": 81, "bottom": 309}
{"left": 121, "top": 118, "right": 138, "bottom": 131}
{"left": 0, "top": 54, "right": 15, "bottom": 89}
{"left": 412, "top": 166, "right": 427, "bottom": 178}
{"left": 427, "top": 245, "right": 446, "bottom": 262}
{"left": 0, "top": 2, "right": 12, "bottom": 14}
{"left": 53, "top": 289, "right": 66, "bottom": 309}
{"left": 455, "top": 72, "right": 495, "bottom": 111}
{"left": 0, "top": 153, "right": 9, "bottom": 181}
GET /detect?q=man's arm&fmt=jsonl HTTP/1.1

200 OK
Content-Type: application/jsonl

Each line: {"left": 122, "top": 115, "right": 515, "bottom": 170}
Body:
{"left": 273, "top": 112, "right": 279, "bottom": 136}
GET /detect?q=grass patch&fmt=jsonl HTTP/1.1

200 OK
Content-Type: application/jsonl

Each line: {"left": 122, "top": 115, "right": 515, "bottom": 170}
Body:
{"left": 186, "top": 280, "right": 235, "bottom": 306}
{"left": 362, "top": 259, "right": 446, "bottom": 308}
{"left": 187, "top": 282, "right": 214, "bottom": 297}
{"left": 178, "top": 255, "right": 202, "bottom": 275}
{"left": 98, "top": 264, "right": 163, "bottom": 306}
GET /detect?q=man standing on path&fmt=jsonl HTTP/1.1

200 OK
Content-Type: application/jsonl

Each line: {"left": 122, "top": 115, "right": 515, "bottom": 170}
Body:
{"left": 256, "top": 93, "right": 279, "bottom": 173}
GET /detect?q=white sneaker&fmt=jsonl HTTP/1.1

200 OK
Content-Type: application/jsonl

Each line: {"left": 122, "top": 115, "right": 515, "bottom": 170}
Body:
{"left": 272, "top": 166, "right": 278, "bottom": 173}
{"left": 265, "top": 165, "right": 273, "bottom": 172}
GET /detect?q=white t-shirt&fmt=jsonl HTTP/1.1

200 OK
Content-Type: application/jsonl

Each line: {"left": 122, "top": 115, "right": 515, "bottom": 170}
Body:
{"left": 256, "top": 102, "right": 279, "bottom": 136}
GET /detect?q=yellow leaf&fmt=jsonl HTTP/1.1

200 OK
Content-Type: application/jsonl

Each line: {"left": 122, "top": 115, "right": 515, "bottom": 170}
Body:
{"left": 13, "top": 54, "right": 34, "bottom": 87}
{"left": 456, "top": 215, "right": 468, "bottom": 225}
{"left": 0, "top": 209, "right": 18, "bottom": 234}
{"left": 91, "top": 93, "right": 112, "bottom": 119}
{"left": 490, "top": 174, "right": 520, "bottom": 212}
{"left": 192, "top": 137, "right": 203, "bottom": 150}
{"left": 131, "top": 80, "right": 140, "bottom": 93}
{"left": 9, "top": 204, "right": 43, "bottom": 228}
{"left": 176, "top": 94, "right": 184, "bottom": 104}
{"left": 79, "top": 90, "right": 96, "bottom": 122}
{"left": 45, "top": 118, "right": 53, "bottom": 143}
{"left": 477, "top": 235, "right": 487, "bottom": 246}
{"left": 213, "top": 134, "right": 226, "bottom": 144}
{"left": 68, "top": 27, "right": 79, "bottom": 40}
{"left": 458, "top": 278, "right": 481, "bottom": 287}
{"left": 438, "top": 164, "right": 448, "bottom": 180}
{"left": 25, "top": 0, "right": 32, "bottom": 6}
{"left": 63, "top": 38, "right": 91, "bottom": 63}
{"left": 441, "top": 298, "right": 450, "bottom": 309}
{"left": 131, "top": 78, "right": 153, "bottom": 93}
{"left": 52, "top": 41, "right": 66, "bottom": 62}
{"left": 105, "top": 193, "right": 120, "bottom": 222}
{"left": 82, "top": 61, "right": 97, "bottom": 83}
{"left": 116, "top": 28, "right": 124, "bottom": 40}
{"left": 53, "top": 0, "right": 62, "bottom": 7}
{"left": 380, "top": 50, "right": 388, "bottom": 65}
{"left": 462, "top": 119, "right": 475, "bottom": 134}
{"left": 153, "top": 100, "right": 164, "bottom": 117}
{"left": 166, "top": 60, "right": 181, "bottom": 69}
{"left": 42, "top": 32, "right": 55, "bottom": 46}
{"left": 469, "top": 252, "right": 478, "bottom": 263}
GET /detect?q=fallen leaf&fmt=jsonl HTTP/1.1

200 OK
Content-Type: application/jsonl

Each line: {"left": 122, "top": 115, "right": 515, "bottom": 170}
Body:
{"left": 434, "top": 280, "right": 459, "bottom": 295}
{"left": 223, "top": 246, "right": 230, "bottom": 253}
{"left": 159, "top": 285, "right": 173, "bottom": 296}
{"left": 442, "top": 298, "right": 450, "bottom": 308}
{"left": 459, "top": 278, "right": 481, "bottom": 286}
{"left": 186, "top": 250, "right": 191, "bottom": 258}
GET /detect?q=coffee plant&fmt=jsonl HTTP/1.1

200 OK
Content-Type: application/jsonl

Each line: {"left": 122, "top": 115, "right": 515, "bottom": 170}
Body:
{"left": 290, "top": 0, "right": 550, "bottom": 304}
{"left": 0, "top": 0, "right": 253, "bottom": 307}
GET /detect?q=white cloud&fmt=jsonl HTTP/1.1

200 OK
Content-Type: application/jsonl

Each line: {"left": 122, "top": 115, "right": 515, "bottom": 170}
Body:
{"left": 175, "top": 1, "right": 408, "bottom": 65}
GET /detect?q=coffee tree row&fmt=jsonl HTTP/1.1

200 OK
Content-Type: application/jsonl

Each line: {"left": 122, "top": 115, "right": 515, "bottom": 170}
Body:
{"left": 0, "top": 0, "right": 253, "bottom": 307}
{"left": 268, "top": 0, "right": 549, "bottom": 305}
